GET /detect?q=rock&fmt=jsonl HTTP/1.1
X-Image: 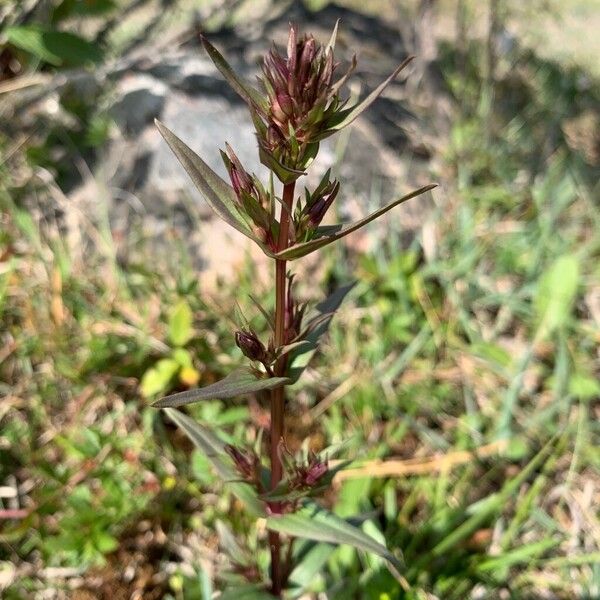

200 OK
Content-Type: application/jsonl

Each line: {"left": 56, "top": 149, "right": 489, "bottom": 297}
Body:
{"left": 110, "top": 73, "right": 167, "bottom": 135}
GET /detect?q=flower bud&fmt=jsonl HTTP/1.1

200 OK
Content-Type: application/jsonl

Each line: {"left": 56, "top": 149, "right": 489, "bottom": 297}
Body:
{"left": 292, "top": 452, "right": 328, "bottom": 488}
{"left": 307, "top": 180, "right": 340, "bottom": 226}
{"left": 224, "top": 144, "right": 253, "bottom": 199}
{"left": 304, "top": 459, "right": 328, "bottom": 486}
{"left": 235, "top": 329, "right": 267, "bottom": 362}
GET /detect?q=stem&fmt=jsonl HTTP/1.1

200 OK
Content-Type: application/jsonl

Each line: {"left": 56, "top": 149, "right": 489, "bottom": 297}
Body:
{"left": 269, "top": 180, "right": 295, "bottom": 596}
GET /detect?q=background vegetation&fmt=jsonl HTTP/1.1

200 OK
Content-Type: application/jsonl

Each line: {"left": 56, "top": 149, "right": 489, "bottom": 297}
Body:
{"left": 1, "top": 0, "right": 599, "bottom": 598}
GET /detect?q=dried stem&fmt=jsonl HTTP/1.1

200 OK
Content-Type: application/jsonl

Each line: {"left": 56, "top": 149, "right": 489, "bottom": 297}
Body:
{"left": 269, "top": 180, "right": 295, "bottom": 596}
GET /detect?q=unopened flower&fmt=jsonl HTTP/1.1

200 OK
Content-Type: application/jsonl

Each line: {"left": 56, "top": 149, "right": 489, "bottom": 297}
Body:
{"left": 292, "top": 452, "right": 328, "bottom": 488}
{"left": 221, "top": 144, "right": 276, "bottom": 248}
{"left": 292, "top": 170, "right": 340, "bottom": 241}
{"left": 235, "top": 329, "right": 267, "bottom": 362}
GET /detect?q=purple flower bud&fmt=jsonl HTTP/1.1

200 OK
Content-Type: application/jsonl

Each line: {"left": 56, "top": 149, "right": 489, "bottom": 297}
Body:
{"left": 235, "top": 330, "right": 267, "bottom": 362}
{"left": 224, "top": 144, "right": 253, "bottom": 199}
{"left": 307, "top": 180, "right": 340, "bottom": 226}
{"left": 293, "top": 452, "right": 328, "bottom": 488}
{"left": 276, "top": 91, "right": 294, "bottom": 117}
{"left": 304, "top": 460, "right": 328, "bottom": 486}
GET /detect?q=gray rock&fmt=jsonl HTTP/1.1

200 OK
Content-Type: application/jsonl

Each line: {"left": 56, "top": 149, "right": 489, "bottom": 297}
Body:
{"left": 110, "top": 73, "right": 168, "bottom": 136}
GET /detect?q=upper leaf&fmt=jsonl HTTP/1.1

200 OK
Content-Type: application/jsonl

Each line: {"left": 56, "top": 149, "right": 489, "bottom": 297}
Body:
{"left": 163, "top": 408, "right": 265, "bottom": 517}
{"left": 272, "top": 184, "right": 437, "bottom": 260}
{"left": 200, "top": 36, "right": 266, "bottom": 109}
{"left": 322, "top": 55, "right": 415, "bottom": 135}
{"left": 154, "top": 120, "right": 266, "bottom": 246}
{"left": 266, "top": 502, "right": 402, "bottom": 570}
{"left": 154, "top": 369, "right": 290, "bottom": 408}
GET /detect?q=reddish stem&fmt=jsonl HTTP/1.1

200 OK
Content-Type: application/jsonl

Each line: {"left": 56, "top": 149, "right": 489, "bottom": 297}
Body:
{"left": 269, "top": 180, "right": 295, "bottom": 596}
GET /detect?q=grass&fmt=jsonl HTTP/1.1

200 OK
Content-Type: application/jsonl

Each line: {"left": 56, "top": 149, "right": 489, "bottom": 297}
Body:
{"left": 1, "top": 3, "right": 600, "bottom": 599}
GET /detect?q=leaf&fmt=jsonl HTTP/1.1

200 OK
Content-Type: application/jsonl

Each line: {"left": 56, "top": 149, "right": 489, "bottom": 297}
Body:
{"left": 216, "top": 520, "right": 252, "bottom": 567}
{"left": 154, "top": 120, "right": 264, "bottom": 245}
{"left": 325, "top": 19, "right": 340, "bottom": 54}
{"left": 53, "top": 0, "right": 117, "bottom": 21}
{"left": 163, "top": 408, "right": 265, "bottom": 517}
{"left": 266, "top": 503, "right": 402, "bottom": 570}
{"left": 5, "top": 26, "right": 103, "bottom": 67}
{"left": 272, "top": 184, "right": 436, "bottom": 260}
{"left": 218, "top": 586, "right": 274, "bottom": 600}
{"left": 200, "top": 36, "right": 265, "bottom": 108}
{"left": 168, "top": 300, "right": 194, "bottom": 346}
{"left": 288, "top": 542, "right": 334, "bottom": 591}
{"left": 154, "top": 369, "right": 289, "bottom": 408}
{"left": 323, "top": 55, "right": 414, "bottom": 134}
{"left": 140, "top": 358, "right": 179, "bottom": 398}
{"left": 288, "top": 283, "right": 355, "bottom": 382}
{"left": 535, "top": 255, "right": 580, "bottom": 338}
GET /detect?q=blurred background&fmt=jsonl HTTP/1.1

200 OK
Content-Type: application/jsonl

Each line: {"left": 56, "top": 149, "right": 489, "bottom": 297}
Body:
{"left": 1, "top": 0, "right": 599, "bottom": 598}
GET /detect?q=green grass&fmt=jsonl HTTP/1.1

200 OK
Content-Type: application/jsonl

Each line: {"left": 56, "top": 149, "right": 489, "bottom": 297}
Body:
{"left": 1, "top": 3, "right": 600, "bottom": 599}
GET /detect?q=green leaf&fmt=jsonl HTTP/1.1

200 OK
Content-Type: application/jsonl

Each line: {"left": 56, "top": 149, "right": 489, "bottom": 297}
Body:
{"left": 172, "top": 347, "right": 193, "bottom": 369}
{"left": 535, "top": 254, "right": 580, "bottom": 337}
{"left": 5, "top": 26, "right": 103, "bottom": 67}
{"left": 266, "top": 503, "right": 402, "bottom": 570}
{"left": 323, "top": 55, "right": 414, "bottom": 134}
{"left": 53, "top": 0, "right": 117, "bottom": 22}
{"left": 94, "top": 532, "right": 119, "bottom": 554}
{"left": 163, "top": 408, "right": 265, "bottom": 518}
{"left": 168, "top": 300, "right": 193, "bottom": 346}
{"left": 140, "top": 358, "right": 179, "bottom": 398}
{"left": 218, "top": 586, "right": 274, "bottom": 600}
{"left": 288, "top": 283, "right": 355, "bottom": 382}
{"left": 154, "top": 120, "right": 265, "bottom": 246}
{"left": 272, "top": 184, "right": 436, "bottom": 260}
{"left": 569, "top": 371, "right": 600, "bottom": 401}
{"left": 153, "top": 369, "right": 289, "bottom": 408}
{"left": 200, "top": 36, "right": 265, "bottom": 108}
{"left": 288, "top": 542, "right": 334, "bottom": 592}
{"left": 216, "top": 520, "right": 252, "bottom": 567}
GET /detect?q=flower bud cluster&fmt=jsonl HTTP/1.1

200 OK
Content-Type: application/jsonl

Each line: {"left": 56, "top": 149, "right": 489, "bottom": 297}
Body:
{"left": 251, "top": 24, "right": 355, "bottom": 179}
{"left": 279, "top": 443, "right": 329, "bottom": 491}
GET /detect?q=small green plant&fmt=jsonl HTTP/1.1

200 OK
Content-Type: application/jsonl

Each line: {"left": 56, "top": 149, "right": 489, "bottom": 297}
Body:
{"left": 153, "top": 22, "right": 435, "bottom": 596}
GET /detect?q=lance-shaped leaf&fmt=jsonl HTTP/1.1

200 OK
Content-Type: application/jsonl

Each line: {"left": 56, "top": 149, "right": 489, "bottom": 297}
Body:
{"left": 154, "top": 369, "right": 290, "bottom": 408}
{"left": 325, "top": 19, "right": 340, "bottom": 54}
{"left": 200, "top": 35, "right": 265, "bottom": 109}
{"left": 273, "top": 184, "right": 436, "bottom": 261}
{"left": 154, "top": 120, "right": 265, "bottom": 246}
{"left": 163, "top": 408, "right": 265, "bottom": 517}
{"left": 288, "top": 283, "right": 355, "bottom": 382}
{"left": 321, "top": 55, "right": 415, "bottom": 135}
{"left": 266, "top": 502, "right": 402, "bottom": 570}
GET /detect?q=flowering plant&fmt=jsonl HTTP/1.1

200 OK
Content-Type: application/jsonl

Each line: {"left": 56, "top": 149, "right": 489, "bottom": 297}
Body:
{"left": 153, "top": 21, "right": 435, "bottom": 597}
